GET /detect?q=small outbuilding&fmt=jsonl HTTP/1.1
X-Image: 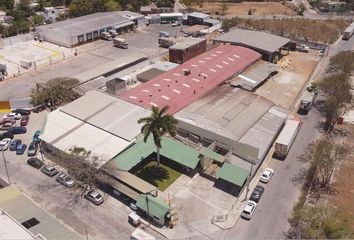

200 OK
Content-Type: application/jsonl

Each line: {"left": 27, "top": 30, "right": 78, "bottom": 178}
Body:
{"left": 214, "top": 28, "right": 291, "bottom": 63}
{"left": 169, "top": 38, "right": 207, "bottom": 64}
{"left": 186, "top": 12, "right": 211, "bottom": 25}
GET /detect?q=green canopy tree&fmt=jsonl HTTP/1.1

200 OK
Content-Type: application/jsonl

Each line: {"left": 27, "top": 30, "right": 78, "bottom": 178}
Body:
{"left": 138, "top": 106, "right": 178, "bottom": 170}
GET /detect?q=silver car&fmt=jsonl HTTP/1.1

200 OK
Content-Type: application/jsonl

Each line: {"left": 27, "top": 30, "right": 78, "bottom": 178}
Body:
{"left": 56, "top": 172, "right": 75, "bottom": 188}
{"left": 85, "top": 190, "right": 104, "bottom": 205}
{"left": 241, "top": 200, "right": 257, "bottom": 220}
{"left": 41, "top": 165, "right": 58, "bottom": 177}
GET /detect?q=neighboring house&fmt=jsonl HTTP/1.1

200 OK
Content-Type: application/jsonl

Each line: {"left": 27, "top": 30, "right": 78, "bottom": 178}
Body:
{"left": 36, "top": 7, "right": 60, "bottom": 23}
{"left": 140, "top": 3, "right": 160, "bottom": 15}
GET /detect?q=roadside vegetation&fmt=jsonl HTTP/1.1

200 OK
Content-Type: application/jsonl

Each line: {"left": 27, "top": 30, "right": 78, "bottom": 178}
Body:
{"left": 286, "top": 51, "right": 354, "bottom": 238}
{"left": 222, "top": 18, "right": 349, "bottom": 43}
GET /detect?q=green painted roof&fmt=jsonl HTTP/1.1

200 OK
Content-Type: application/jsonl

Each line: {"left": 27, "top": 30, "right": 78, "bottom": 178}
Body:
{"left": 200, "top": 148, "right": 225, "bottom": 163}
{"left": 216, "top": 162, "right": 249, "bottom": 187}
{"left": 136, "top": 194, "right": 169, "bottom": 220}
{"left": 111, "top": 136, "right": 200, "bottom": 170}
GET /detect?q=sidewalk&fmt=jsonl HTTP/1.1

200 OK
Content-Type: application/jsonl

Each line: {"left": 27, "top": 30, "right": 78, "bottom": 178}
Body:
{"left": 213, "top": 148, "right": 275, "bottom": 230}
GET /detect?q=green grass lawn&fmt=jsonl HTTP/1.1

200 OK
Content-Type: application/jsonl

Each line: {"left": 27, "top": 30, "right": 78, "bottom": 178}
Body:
{"left": 133, "top": 161, "right": 182, "bottom": 191}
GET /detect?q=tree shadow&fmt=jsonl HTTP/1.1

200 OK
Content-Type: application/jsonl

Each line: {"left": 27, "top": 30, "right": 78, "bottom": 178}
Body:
{"left": 135, "top": 164, "right": 170, "bottom": 187}
{"left": 289, "top": 166, "right": 309, "bottom": 187}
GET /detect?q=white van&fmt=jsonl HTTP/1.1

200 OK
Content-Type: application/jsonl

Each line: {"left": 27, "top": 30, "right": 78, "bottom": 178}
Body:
{"left": 129, "top": 212, "right": 141, "bottom": 227}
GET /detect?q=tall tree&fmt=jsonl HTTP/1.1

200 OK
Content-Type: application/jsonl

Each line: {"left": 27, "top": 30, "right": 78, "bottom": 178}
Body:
{"left": 304, "top": 138, "right": 349, "bottom": 189}
{"left": 138, "top": 106, "right": 178, "bottom": 169}
{"left": 328, "top": 50, "right": 354, "bottom": 75}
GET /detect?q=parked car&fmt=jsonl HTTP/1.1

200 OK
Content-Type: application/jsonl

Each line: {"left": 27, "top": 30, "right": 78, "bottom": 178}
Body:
{"left": 32, "top": 105, "right": 45, "bottom": 113}
{"left": 240, "top": 200, "right": 257, "bottom": 220}
{"left": 56, "top": 172, "right": 75, "bottom": 188}
{"left": 0, "top": 131, "right": 14, "bottom": 140}
{"left": 12, "top": 109, "right": 31, "bottom": 116}
{"left": 172, "top": 21, "right": 181, "bottom": 27}
{"left": 16, "top": 144, "right": 27, "bottom": 155}
{"left": 85, "top": 190, "right": 104, "bottom": 205}
{"left": 319, "top": 49, "right": 324, "bottom": 56}
{"left": 27, "top": 142, "right": 38, "bottom": 156}
{"left": 32, "top": 130, "right": 41, "bottom": 143}
{"left": 130, "top": 202, "right": 138, "bottom": 211}
{"left": 20, "top": 116, "right": 30, "bottom": 126}
{"left": 0, "top": 138, "right": 11, "bottom": 151}
{"left": 27, "top": 157, "right": 44, "bottom": 169}
{"left": 260, "top": 168, "right": 274, "bottom": 183}
{"left": 4, "top": 113, "right": 21, "bottom": 120}
{"left": 250, "top": 185, "right": 265, "bottom": 203}
{"left": 41, "top": 165, "right": 58, "bottom": 177}
{"left": 9, "top": 126, "right": 27, "bottom": 134}
{"left": 10, "top": 139, "right": 21, "bottom": 151}
{"left": 0, "top": 119, "right": 16, "bottom": 131}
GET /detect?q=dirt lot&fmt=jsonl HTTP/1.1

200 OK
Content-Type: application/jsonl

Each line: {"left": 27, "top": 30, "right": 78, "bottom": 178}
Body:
{"left": 256, "top": 50, "right": 320, "bottom": 109}
{"left": 196, "top": 1, "right": 296, "bottom": 16}
{"left": 327, "top": 124, "right": 354, "bottom": 226}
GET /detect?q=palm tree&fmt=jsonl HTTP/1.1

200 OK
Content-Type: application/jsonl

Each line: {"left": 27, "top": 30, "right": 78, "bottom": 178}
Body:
{"left": 138, "top": 106, "right": 178, "bottom": 169}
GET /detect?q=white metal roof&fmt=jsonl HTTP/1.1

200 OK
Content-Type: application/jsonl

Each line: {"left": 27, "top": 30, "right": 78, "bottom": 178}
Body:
{"left": 54, "top": 123, "right": 131, "bottom": 168}
{"left": 61, "top": 91, "right": 150, "bottom": 142}
{"left": 215, "top": 28, "right": 290, "bottom": 53}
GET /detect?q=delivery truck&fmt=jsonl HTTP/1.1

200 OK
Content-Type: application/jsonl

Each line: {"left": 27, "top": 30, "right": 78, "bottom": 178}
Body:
{"left": 274, "top": 119, "right": 301, "bottom": 159}
{"left": 130, "top": 228, "right": 156, "bottom": 240}
{"left": 343, "top": 21, "right": 354, "bottom": 40}
{"left": 113, "top": 37, "right": 128, "bottom": 49}
{"left": 101, "top": 32, "right": 112, "bottom": 41}
{"left": 298, "top": 90, "right": 317, "bottom": 114}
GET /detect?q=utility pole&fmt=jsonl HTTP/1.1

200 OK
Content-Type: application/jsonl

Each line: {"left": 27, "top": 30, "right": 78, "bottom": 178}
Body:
{"left": 1, "top": 146, "right": 11, "bottom": 184}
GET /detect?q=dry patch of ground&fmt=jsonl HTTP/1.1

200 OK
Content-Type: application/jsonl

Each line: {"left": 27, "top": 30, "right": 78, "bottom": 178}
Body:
{"left": 256, "top": 50, "right": 320, "bottom": 109}
{"left": 196, "top": 1, "right": 296, "bottom": 16}
{"left": 326, "top": 124, "right": 354, "bottom": 227}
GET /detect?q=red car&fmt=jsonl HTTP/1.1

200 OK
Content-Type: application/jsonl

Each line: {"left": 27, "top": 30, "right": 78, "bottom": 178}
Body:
{"left": 20, "top": 116, "right": 29, "bottom": 126}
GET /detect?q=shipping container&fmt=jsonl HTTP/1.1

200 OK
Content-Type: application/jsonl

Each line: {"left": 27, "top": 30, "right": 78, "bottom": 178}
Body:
{"left": 274, "top": 119, "right": 300, "bottom": 159}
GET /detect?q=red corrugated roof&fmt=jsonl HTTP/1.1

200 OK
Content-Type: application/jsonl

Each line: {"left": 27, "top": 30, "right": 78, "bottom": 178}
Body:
{"left": 119, "top": 45, "right": 261, "bottom": 114}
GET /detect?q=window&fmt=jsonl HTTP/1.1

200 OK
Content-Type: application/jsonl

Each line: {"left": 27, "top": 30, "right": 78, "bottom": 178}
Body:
{"left": 93, "top": 31, "right": 99, "bottom": 39}
{"left": 22, "top": 217, "right": 40, "bottom": 229}
{"left": 86, "top": 33, "right": 92, "bottom": 41}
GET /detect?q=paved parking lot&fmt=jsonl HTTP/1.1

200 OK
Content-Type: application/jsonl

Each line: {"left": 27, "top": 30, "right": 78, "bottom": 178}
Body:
{"left": 0, "top": 111, "right": 162, "bottom": 239}
{"left": 0, "top": 24, "right": 185, "bottom": 100}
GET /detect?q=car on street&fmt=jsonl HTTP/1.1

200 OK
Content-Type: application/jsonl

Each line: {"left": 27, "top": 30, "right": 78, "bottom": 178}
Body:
{"left": 32, "top": 130, "right": 41, "bottom": 143}
{"left": 0, "top": 119, "right": 16, "bottom": 131}
{"left": 0, "top": 138, "right": 11, "bottom": 151}
{"left": 260, "top": 168, "right": 274, "bottom": 183}
{"left": 12, "top": 109, "right": 31, "bottom": 116}
{"left": 172, "top": 21, "right": 181, "bottom": 27}
{"left": 319, "top": 49, "right": 324, "bottom": 56}
{"left": 0, "top": 131, "right": 14, "bottom": 140}
{"left": 27, "top": 141, "right": 38, "bottom": 156}
{"left": 241, "top": 200, "right": 257, "bottom": 220}
{"left": 41, "top": 165, "right": 58, "bottom": 177}
{"left": 85, "top": 190, "right": 104, "bottom": 205}
{"left": 9, "top": 126, "right": 27, "bottom": 134}
{"left": 10, "top": 139, "right": 21, "bottom": 151}
{"left": 27, "top": 158, "right": 44, "bottom": 169}
{"left": 16, "top": 144, "right": 27, "bottom": 155}
{"left": 56, "top": 172, "right": 75, "bottom": 188}
{"left": 32, "top": 105, "right": 45, "bottom": 113}
{"left": 20, "top": 116, "right": 30, "bottom": 126}
{"left": 130, "top": 202, "right": 138, "bottom": 211}
{"left": 250, "top": 185, "right": 265, "bottom": 203}
{"left": 4, "top": 113, "right": 21, "bottom": 120}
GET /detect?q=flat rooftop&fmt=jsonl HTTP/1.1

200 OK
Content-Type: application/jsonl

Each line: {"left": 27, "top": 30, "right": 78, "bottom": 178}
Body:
{"left": 37, "top": 12, "right": 133, "bottom": 36}
{"left": 214, "top": 28, "right": 290, "bottom": 53}
{"left": 118, "top": 45, "right": 261, "bottom": 114}
{"left": 170, "top": 38, "right": 205, "bottom": 50}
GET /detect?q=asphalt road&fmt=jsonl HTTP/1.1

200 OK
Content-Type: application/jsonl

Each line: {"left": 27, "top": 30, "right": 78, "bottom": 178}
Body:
{"left": 210, "top": 32, "right": 354, "bottom": 240}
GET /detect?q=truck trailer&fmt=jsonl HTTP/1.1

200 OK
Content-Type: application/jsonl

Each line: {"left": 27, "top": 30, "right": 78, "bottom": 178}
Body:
{"left": 343, "top": 21, "right": 354, "bottom": 40}
{"left": 298, "top": 90, "right": 317, "bottom": 114}
{"left": 158, "top": 37, "right": 176, "bottom": 48}
{"left": 113, "top": 37, "right": 128, "bottom": 49}
{"left": 274, "top": 119, "right": 301, "bottom": 159}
